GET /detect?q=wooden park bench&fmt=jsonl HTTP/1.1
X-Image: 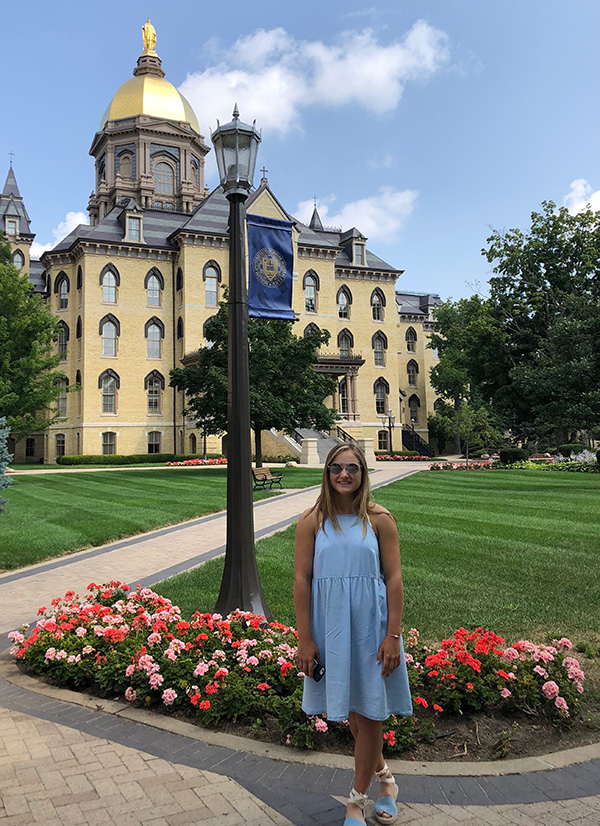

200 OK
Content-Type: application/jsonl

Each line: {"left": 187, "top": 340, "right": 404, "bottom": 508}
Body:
{"left": 252, "top": 467, "right": 283, "bottom": 490}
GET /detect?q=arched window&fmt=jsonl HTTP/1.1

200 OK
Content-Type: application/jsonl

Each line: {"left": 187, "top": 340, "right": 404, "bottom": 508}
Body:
{"left": 177, "top": 317, "right": 184, "bottom": 339}
{"left": 102, "top": 271, "right": 117, "bottom": 303}
{"left": 374, "top": 378, "right": 389, "bottom": 415}
{"left": 146, "top": 274, "right": 161, "bottom": 306}
{"left": 77, "top": 266, "right": 82, "bottom": 290}
{"left": 378, "top": 430, "right": 389, "bottom": 451}
{"left": 339, "top": 379, "right": 348, "bottom": 415}
{"left": 57, "top": 379, "right": 68, "bottom": 418}
{"left": 303, "top": 272, "right": 318, "bottom": 313}
{"left": 154, "top": 161, "right": 174, "bottom": 195}
{"left": 101, "top": 375, "right": 116, "bottom": 413}
{"left": 338, "top": 328, "right": 354, "bottom": 359}
{"left": 371, "top": 288, "right": 385, "bottom": 322}
{"left": 204, "top": 262, "right": 220, "bottom": 306}
{"left": 75, "top": 370, "right": 82, "bottom": 416}
{"left": 57, "top": 322, "right": 69, "bottom": 360}
{"left": 145, "top": 317, "right": 164, "bottom": 359}
{"left": 406, "top": 327, "right": 417, "bottom": 353}
{"left": 433, "top": 398, "right": 442, "bottom": 413}
{"left": 54, "top": 273, "right": 70, "bottom": 309}
{"left": 176, "top": 267, "right": 183, "bottom": 292}
{"left": 189, "top": 433, "right": 197, "bottom": 454}
{"left": 407, "top": 359, "right": 419, "bottom": 386}
{"left": 102, "top": 432, "right": 116, "bottom": 455}
{"left": 119, "top": 153, "right": 132, "bottom": 180}
{"left": 99, "top": 314, "right": 120, "bottom": 357}
{"left": 191, "top": 158, "right": 200, "bottom": 189}
{"left": 55, "top": 433, "right": 66, "bottom": 458}
{"left": 304, "top": 322, "right": 320, "bottom": 338}
{"left": 408, "top": 394, "right": 420, "bottom": 423}
{"left": 145, "top": 370, "right": 164, "bottom": 414}
{"left": 337, "top": 287, "right": 352, "bottom": 319}
{"left": 147, "top": 431, "right": 161, "bottom": 454}
{"left": 12, "top": 250, "right": 24, "bottom": 271}
{"left": 372, "top": 331, "right": 387, "bottom": 367}
{"left": 204, "top": 316, "right": 215, "bottom": 348}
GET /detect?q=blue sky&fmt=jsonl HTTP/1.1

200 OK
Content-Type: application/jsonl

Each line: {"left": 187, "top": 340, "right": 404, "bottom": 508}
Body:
{"left": 2, "top": 1, "right": 599, "bottom": 299}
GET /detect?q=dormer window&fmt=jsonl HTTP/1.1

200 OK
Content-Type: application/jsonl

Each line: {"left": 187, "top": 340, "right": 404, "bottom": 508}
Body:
{"left": 354, "top": 244, "right": 364, "bottom": 266}
{"left": 6, "top": 219, "right": 17, "bottom": 236}
{"left": 128, "top": 217, "right": 141, "bottom": 242}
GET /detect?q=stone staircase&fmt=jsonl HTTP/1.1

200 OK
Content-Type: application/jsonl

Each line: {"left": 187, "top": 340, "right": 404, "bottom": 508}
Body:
{"left": 295, "top": 428, "right": 342, "bottom": 462}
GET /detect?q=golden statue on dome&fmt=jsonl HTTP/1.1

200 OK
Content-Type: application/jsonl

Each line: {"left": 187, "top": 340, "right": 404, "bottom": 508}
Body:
{"left": 142, "top": 19, "right": 157, "bottom": 54}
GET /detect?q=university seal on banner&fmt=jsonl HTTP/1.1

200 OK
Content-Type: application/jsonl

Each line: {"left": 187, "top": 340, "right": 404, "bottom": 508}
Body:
{"left": 252, "top": 248, "right": 286, "bottom": 288}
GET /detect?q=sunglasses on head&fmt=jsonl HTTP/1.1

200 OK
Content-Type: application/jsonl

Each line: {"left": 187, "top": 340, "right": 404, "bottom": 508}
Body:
{"left": 328, "top": 462, "right": 362, "bottom": 475}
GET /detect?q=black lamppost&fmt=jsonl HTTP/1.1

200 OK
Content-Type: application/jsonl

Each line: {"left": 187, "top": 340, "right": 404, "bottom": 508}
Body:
{"left": 380, "top": 408, "right": 395, "bottom": 455}
{"left": 211, "top": 105, "right": 272, "bottom": 620}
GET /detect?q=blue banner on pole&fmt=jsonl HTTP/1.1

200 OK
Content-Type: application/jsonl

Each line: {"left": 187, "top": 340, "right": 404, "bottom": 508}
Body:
{"left": 246, "top": 213, "right": 295, "bottom": 320}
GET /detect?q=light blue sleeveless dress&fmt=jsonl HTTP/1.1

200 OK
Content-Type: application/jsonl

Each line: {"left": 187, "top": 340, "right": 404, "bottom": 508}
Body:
{"left": 302, "top": 514, "right": 413, "bottom": 722}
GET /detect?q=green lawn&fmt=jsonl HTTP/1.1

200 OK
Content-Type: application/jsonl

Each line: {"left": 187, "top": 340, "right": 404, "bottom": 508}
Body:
{"left": 0, "top": 467, "right": 322, "bottom": 570}
{"left": 155, "top": 471, "right": 600, "bottom": 643}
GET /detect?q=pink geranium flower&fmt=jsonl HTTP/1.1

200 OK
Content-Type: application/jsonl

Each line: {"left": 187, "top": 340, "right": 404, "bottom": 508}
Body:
{"left": 500, "top": 688, "right": 511, "bottom": 699}
{"left": 554, "top": 696, "right": 568, "bottom": 712}
{"left": 162, "top": 688, "right": 177, "bottom": 706}
{"left": 542, "top": 680, "right": 559, "bottom": 699}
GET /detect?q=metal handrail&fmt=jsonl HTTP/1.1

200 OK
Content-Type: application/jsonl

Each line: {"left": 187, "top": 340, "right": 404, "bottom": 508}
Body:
{"left": 335, "top": 426, "right": 356, "bottom": 443}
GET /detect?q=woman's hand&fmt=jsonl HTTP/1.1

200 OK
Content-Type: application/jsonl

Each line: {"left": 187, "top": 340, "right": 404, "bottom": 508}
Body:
{"left": 296, "top": 639, "right": 320, "bottom": 679}
{"left": 377, "top": 635, "right": 401, "bottom": 678}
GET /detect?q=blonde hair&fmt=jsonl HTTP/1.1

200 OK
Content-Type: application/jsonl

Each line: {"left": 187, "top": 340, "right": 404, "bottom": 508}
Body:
{"left": 311, "top": 443, "right": 372, "bottom": 536}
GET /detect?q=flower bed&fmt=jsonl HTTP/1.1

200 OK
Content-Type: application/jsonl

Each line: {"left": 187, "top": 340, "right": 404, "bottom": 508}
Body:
{"left": 430, "top": 461, "right": 493, "bottom": 471}
{"left": 376, "top": 454, "right": 431, "bottom": 461}
{"left": 8, "top": 583, "right": 585, "bottom": 754}
{"left": 166, "top": 458, "right": 227, "bottom": 466}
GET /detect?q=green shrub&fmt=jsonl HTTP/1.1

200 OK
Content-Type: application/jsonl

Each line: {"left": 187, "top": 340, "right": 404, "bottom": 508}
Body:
{"left": 56, "top": 453, "right": 224, "bottom": 466}
{"left": 597, "top": 448, "right": 600, "bottom": 466}
{"left": 499, "top": 448, "right": 529, "bottom": 465}
{"left": 375, "top": 450, "right": 418, "bottom": 456}
{"left": 558, "top": 443, "right": 586, "bottom": 457}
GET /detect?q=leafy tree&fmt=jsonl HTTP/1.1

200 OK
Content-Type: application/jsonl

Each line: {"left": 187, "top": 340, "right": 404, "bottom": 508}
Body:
{"left": 0, "top": 417, "right": 12, "bottom": 513}
{"left": 426, "top": 401, "right": 456, "bottom": 455}
{"left": 170, "top": 301, "right": 338, "bottom": 466}
{"left": 451, "top": 402, "right": 502, "bottom": 466}
{"left": 432, "top": 202, "right": 600, "bottom": 445}
{"left": 0, "top": 239, "right": 64, "bottom": 439}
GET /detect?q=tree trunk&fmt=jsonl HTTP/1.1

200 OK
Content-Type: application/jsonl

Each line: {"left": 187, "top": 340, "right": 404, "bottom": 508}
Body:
{"left": 254, "top": 426, "right": 263, "bottom": 468}
{"left": 465, "top": 439, "right": 469, "bottom": 468}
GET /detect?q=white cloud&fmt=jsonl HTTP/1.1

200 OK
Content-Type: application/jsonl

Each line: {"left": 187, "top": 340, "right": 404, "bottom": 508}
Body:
{"left": 295, "top": 186, "right": 418, "bottom": 241}
{"left": 367, "top": 152, "right": 395, "bottom": 170}
{"left": 30, "top": 211, "right": 89, "bottom": 259}
{"left": 564, "top": 178, "right": 600, "bottom": 214}
{"left": 180, "top": 21, "right": 450, "bottom": 136}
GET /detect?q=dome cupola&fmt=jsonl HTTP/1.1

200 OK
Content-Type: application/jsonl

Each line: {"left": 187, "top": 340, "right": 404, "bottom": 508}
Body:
{"left": 88, "top": 21, "right": 208, "bottom": 224}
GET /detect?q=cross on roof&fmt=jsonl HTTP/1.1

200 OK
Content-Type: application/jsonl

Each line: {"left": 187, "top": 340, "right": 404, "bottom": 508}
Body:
{"left": 313, "top": 195, "right": 318, "bottom": 208}
{"left": 8, "top": 150, "right": 14, "bottom": 166}
{"left": 260, "top": 166, "right": 268, "bottom": 179}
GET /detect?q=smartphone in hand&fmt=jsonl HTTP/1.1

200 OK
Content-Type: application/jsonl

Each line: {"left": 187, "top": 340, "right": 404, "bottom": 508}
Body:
{"left": 313, "top": 657, "right": 326, "bottom": 682}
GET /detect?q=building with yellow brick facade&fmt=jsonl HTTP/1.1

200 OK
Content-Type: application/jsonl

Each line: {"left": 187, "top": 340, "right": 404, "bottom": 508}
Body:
{"left": 3, "top": 26, "right": 442, "bottom": 464}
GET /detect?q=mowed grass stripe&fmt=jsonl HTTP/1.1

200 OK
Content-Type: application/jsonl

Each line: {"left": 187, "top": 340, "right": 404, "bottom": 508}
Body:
{"left": 0, "top": 468, "right": 287, "bottom": 570}
{"left": 155, "top": 470, "right": 600, "bottom": 641}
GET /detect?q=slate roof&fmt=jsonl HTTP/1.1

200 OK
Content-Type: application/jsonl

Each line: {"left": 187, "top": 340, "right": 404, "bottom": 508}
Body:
{"left": 0, "top": 166, "right": 33, "bottom": 236}
{"left": 395, "top": 291, "right": 442, "bottom": 315}
{"left": 28, "top": 259, "right": 46, "bottom": 293}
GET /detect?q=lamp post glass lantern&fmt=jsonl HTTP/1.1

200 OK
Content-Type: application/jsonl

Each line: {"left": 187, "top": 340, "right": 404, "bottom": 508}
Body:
{"left": 380, "top": 408, "right": 395, "bottom": 455}
{"left": 210, "top": 106, "right": 271, "bottom": 620}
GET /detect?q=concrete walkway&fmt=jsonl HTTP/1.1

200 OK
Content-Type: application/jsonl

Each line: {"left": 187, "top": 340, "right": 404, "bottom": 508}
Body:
{"left": 1, "top": 464, "right": 599, "bottom": 825}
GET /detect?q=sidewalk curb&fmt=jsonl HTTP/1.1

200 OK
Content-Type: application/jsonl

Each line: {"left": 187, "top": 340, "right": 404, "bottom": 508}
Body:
{"left": 3, "top": 650, "right": 599, "bottom": 777}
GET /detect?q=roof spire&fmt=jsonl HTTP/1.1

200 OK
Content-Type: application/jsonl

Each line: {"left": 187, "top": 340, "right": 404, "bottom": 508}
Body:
{"left": 309, "top": 199, "right": 324, "bottom": 231}
{"left": 2, "top": 164, "right": 20, "bottom": 198}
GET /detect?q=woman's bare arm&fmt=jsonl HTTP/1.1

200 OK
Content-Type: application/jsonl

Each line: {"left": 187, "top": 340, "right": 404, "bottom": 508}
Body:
{"left": 293, "top": 508, "right": 320, "bottom": 678}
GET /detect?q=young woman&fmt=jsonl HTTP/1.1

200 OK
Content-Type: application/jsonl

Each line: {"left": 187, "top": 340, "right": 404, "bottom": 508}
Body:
{"left": 294, "top": 444, "right": 412, "bottom": 825}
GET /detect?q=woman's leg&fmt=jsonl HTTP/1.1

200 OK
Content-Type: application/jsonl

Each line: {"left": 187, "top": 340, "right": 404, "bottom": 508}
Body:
{"left": 345, "top": 713, "right": 383, "bottom": 822}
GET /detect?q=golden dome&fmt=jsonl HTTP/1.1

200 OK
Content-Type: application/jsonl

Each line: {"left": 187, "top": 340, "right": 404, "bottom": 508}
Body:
{"left": 99, "top": 74, "right": 200, "bottom": 133}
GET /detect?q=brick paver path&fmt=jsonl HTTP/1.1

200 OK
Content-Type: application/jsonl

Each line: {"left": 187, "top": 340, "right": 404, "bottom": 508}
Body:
{"left": 2, "top": 463, "right": 600, "bottom": 825}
